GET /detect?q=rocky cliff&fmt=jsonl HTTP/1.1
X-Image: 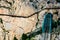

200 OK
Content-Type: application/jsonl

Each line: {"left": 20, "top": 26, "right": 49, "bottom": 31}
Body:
{"left": 0, "top": 0, "right": 60, "bottom": 40}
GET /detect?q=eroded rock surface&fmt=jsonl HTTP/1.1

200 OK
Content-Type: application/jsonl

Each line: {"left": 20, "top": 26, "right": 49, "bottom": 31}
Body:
{"left": 0, "top": 0, "right": 60, "bottom": 40}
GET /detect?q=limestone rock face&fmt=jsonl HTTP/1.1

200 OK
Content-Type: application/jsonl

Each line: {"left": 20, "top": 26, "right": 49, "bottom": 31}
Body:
{"left": 0, "top": 0, "right": 38, "bottom": 40}
{"left": 0, "top": 0, "right": 60, "bottom": 40}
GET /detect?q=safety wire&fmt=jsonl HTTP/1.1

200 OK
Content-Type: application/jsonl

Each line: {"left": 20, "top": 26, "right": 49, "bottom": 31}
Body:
{"left": 0, "top": 7, "right": 60, "bottom": 40}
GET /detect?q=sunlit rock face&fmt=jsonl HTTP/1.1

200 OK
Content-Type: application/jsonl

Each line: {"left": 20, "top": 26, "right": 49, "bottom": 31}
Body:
{"left": 0, "top": 0, "right": 60, "bottom": 40}
{"left": 0, "top": 0, "right": 39, "bottom": 40}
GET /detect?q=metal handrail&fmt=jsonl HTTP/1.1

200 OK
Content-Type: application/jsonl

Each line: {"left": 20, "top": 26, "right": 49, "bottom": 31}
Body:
{"left": 0, "top": 7, "right": 60, "bottom": 18}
